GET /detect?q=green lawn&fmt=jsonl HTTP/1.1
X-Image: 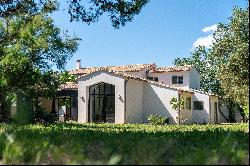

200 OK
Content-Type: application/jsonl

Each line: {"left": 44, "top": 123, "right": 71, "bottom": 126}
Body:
{"left": 0, "top": 123, "right": 249, "bottom": 165}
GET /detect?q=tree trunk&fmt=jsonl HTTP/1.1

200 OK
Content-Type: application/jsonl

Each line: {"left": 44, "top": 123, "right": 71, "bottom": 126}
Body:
{"left": 0, "top": 92, "right": 11, "bottom": 122}
{"left": 228, "top": 99, "right": 236, "bottom": 123}
{"left": 16, "top": 92, "right": 34, "bottom": 124}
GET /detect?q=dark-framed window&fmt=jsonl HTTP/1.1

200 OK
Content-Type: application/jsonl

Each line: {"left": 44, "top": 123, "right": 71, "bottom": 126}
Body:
{"left": 172, "top": 75, "right": 183, "bottom": 84}
{"left": 88, "top": 82, "right": 115, "bottom": 123}
{"left": 89, "top": 83, "right": 115, "bottom": 95}
{"left": 193, "top": 101, "right": 204, "bottom": 110}
{"left": 148, "top": 77, "right": 158, "bottom": 82}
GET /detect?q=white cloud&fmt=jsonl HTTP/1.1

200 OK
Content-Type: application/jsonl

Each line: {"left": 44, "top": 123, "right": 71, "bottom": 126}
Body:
{"left": 192, "top": 35, "right": 214, "bottom": 49}
{"left": 202, "top": 24, "right": 217, "bottom": 33}
{"left": 190, "top": 24, "right": 217, "bottom": 50}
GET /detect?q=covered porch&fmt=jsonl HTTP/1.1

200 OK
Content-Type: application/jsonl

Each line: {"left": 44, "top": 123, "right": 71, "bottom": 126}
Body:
{"left": 40, "top": 89, "right": 78, "bottom": 122}
{"left": 178, "top": 90, "right": 219, "bottom": 124}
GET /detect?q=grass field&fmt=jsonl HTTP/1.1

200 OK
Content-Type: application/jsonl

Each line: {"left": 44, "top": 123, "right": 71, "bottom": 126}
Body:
{"left": 0, "top": 123, "right": 249, "bottom": 165}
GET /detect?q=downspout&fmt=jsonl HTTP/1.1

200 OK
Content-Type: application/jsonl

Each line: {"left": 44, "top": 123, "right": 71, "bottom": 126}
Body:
{"left": 124, "top": 79, "right": 129, "bottom": 123}
{"left": 146, "top": 70, "right": 149, "bottom": 79}
{"left": 209, "top": 96, "right": 211, "bottom": 124}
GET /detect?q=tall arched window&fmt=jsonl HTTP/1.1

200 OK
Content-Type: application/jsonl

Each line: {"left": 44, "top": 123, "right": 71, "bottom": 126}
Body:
{"left": 88, "top": 82, "right": 115, "bottom": 123}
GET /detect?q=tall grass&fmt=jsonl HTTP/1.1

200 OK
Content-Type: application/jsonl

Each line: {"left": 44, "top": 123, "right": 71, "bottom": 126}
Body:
{"left": 0, "top": 123, "right": 248, "bottom": 164}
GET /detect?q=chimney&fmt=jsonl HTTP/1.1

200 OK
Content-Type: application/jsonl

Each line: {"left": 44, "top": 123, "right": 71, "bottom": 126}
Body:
{"left": 76, "top": 59, "right": 81, "bottom": 69}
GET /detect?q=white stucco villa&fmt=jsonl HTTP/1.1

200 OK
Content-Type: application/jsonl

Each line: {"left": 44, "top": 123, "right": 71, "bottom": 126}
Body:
{"left": 38, "top": 60, "right": 241, "bottom": 124}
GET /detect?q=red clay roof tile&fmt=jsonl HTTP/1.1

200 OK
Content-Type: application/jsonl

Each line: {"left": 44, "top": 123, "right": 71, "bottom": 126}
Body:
{"left": 68, "top": 63, "right": 156, "bottom": 75}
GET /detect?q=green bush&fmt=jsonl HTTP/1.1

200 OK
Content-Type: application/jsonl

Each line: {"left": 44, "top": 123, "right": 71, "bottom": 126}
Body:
{"left": 33, "top": 106, "right": 57, "bottom": 124}
{"left": 0, "top": 123, "right": 248, "bottom": 165}
{"left": 147, "top": 114, "right": 169, "bottom": 125}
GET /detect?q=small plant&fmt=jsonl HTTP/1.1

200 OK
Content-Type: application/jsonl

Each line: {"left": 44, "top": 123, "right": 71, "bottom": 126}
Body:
{"left": 34, "top": 105, "right": 57, "bottom": 124}
{"left": 170, "top": 97, "right": 185, "bottom": 110}
{"left": 147, "top": 114, "right": 169, "bottom": 125}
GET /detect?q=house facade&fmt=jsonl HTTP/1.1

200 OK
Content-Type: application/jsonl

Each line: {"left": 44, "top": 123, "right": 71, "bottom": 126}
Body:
{"left": 38, "top": 60, "right": 240, "bottom": 124}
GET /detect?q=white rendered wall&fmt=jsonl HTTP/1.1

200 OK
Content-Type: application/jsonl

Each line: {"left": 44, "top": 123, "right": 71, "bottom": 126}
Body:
{"left": 148, "top": 71, "right": 190, "bottom": 89}
{"left": 125, "top": 67, "right": 153, "bottom": 78}
{"left": 189, "top": 68, "right": 200, "bottom": 89}
{"left": 125, "top": 79, "right": 144, "bottom": 123}
{"left": 192, "top": 92, "right": 210, "bottom": 124}
{"left": 77, "top": 70, "right": 215, "bottom": 125}
{"left": 234, "top": 109, "right": 243, "bottom": 122}
{"left": 218, "top": 100, "right": 243, "bottom": 123}
{"left": 143, "top": 83, "right": 179, "bottom": 124}
{"left": 78, "top": 71, "right": 125, "bottom": 123}
{"left": 148, "top": 68, "right": 201, "bottom": 90}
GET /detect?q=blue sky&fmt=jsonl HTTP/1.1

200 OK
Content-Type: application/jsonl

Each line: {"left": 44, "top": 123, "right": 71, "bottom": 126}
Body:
{"left": 52, "top": 0, "right": 248, "bottom": 70}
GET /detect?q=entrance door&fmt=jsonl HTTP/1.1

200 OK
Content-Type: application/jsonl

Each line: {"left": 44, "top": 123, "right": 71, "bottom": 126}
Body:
{"left": 88, "top": 83, "right": 115, "bottom": 123}
{"left": 56, "top": 97, "right": 72, "bottom": 121}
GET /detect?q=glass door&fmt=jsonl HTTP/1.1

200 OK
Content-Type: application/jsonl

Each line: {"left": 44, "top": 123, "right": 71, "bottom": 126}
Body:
{"left": 89, "top": 83, "right": 115, "bottom": 123}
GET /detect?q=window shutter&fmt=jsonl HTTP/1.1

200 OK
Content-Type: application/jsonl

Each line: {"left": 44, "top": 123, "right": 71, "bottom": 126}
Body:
{"left": 178, "top": 76, "right": 183, "bottom": 84}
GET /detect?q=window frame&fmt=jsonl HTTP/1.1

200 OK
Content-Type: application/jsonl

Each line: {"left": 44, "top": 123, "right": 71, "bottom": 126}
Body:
{"left": 172, "top": 75, "right": 183, "bottom": 84}
{"left": 172, "top": 76, "right": 177, "bottom": 84}
{"left": 148, "top": 77, "right": 158, "bottom": 82}
{"left": 193, "top": 101, "right": 204, "bottom": 110}
{"left": 178, "top": 75, "right": 183, "bottom": 84}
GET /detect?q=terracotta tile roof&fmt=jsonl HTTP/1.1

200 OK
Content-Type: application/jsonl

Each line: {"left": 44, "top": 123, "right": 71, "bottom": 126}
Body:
{"left": 68, "top": 63, "right": 156, "bottom": 75}
{"left": 150, "top": 65, "right": 193, "bottom": 73}
{"left": 59, "top": 82, "right": 78, "bottom": 90}
{"left": 77, "top": 69, "right": 219, "bottom": 97}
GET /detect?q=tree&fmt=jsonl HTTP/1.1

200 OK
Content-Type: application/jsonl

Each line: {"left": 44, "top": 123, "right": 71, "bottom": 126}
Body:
{"left": 173, "top": 46, "right": 245, "bottom": 122}
{"left": 173, "top": 5, "right": 249, "bottom": 122}
{"left": 0, "top": 3, "right": 80, "bottom": 122}
{"left": 0, "top": 0, "right": 148, "bottom": 122}
{"left": 210, "top": 6, "right": 249, "bottom": 109}
{"left": 0, "top": 0, "right": 149, "bottom": 29}
{"left": 174, "top": 46, "right": 223, "bottom": 95}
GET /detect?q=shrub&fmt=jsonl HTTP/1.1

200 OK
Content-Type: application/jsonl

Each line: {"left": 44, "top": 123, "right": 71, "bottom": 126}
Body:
{"left": 147, "top": 114, "right": 169, "bottom": 125}
{"left": 0, "top": 123, "right": 248, "bottom": 164}
{"left": 34, "top": 106, "right": 57, "bottom": 124}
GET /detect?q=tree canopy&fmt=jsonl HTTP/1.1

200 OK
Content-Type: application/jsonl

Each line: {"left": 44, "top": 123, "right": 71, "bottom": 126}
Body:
{"left": 0, "top": 0, "right": 149, "bottom": 28}
{"left": 0, "top": 0, "right": 149, "bottom": 97}
{"left": 0, "top": 0, "right": 148, "bottom": 122}
{"left": 0, "top": 11, "right": 79, "bottom": 94}
{"left": 0, "top": 1, "right": 80, "bottom": 121}
{"left": 174, "top": 5, "right": 249, "bottom": 102}
{"left": 210, "top": 6, "right": 249, "bottom": 107}
{"left": 174, "top": 46, "right": 223, "bottom": 96}
{"left": 173, "top": 5, "right": 249, "bottom": 121}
